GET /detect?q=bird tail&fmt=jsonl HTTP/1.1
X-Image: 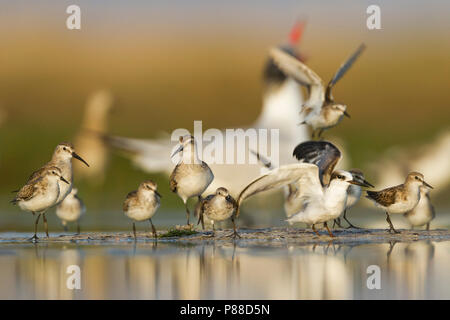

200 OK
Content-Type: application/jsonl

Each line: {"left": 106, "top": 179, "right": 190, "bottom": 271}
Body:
{"left": 365, "top": 190, "right": 377, "bottom": 200}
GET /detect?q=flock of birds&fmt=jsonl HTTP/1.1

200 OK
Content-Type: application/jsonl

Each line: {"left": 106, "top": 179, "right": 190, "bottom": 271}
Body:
{"left": 9, "top": 22, "right": 443, "bottom": 241}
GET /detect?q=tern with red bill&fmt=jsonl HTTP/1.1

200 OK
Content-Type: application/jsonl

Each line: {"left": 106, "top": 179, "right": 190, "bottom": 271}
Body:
{"left": 270, "top": 44, "right": 366, "bottom": 139}
{"left": 103, "top": 22, "right": 310, "bottom": 196}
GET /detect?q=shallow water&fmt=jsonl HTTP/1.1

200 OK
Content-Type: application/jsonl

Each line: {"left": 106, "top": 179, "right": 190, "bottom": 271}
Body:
{"left": 0, "top": 237, "right": 449, "bottom": 299}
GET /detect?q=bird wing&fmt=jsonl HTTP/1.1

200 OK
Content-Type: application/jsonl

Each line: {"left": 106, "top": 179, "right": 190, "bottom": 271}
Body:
{"left": 25, "top": 166, "right": 48, "bottom": 184}
{"left": 235, "top": 163, "right": 320, "bottom": 217}
{"left": 325, "top": 43, "right": 366, "bottom": 102}
{"left": 123, "top": 190, "right": 137, "bottom": 212}
{"left": 269, "top": 47, "right": 324, "bottom": 113}
{"left": 293, "top": 141, "right": 341, "bottom": 186}
{"left": 103, "top": 133, "right": 176, "bottom": 173}
{"left": 366, "top": 187, "right": 398, "bottom": 207}
{"left": 12, "top": 180, "right": 39, "bottom": 203}
{"left": 169, "top": 164, "right": 179, "bottom": 193}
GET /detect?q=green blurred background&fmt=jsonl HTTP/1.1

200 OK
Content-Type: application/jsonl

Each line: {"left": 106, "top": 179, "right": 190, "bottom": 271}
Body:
{"left": 0, "top": 1, "right": 449, "bottom": 230}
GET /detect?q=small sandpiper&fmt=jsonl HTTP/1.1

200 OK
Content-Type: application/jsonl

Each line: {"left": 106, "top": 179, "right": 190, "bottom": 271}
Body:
{"left": 366, "top": 172, "right": 433, "bottom": 233}
{"left": 169, "top": 135, "right": 214, "bottom": 226}
{"left": 335, "top": 169, "right": 374, "bottom": 229}
{"left": 22, "top": 142, "right": 89, "bottom": 205}
{"left": 269, "top": 44, "right": 365, "bottom": 138}
{"left": 11, "top": 166, "right": 69, "bottom": 241}
{"left": 404, "top": 185, "right": 435, "bottom": 230}
{"left": 197, "top": 187, "right": 238, "bottom": 237}
{"left": 123, "top": 180, "right": 161, "bottom": 239}
{"left": 56, "top": 187, "right": 86, "bottom": 234}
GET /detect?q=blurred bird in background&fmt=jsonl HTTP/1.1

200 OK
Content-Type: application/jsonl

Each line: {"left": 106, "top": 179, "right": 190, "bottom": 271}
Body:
{"left": 104, "top": 22, "right": 310, "bottom": 197}
{"left": 74, "top": 90, "right": 114, "bottom": 185}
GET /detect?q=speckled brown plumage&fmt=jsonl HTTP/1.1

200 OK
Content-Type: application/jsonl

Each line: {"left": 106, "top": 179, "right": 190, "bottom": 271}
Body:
{"left": 122, "top": 190, "right": 138, "bottom": 212}
{"left": 366, "top": 185, "right": 404, "bottom": 207}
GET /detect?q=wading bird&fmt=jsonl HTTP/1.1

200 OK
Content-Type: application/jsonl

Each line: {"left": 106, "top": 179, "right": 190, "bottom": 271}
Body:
{"left": 366, "top": 172, "right": 433, "bottom": 233}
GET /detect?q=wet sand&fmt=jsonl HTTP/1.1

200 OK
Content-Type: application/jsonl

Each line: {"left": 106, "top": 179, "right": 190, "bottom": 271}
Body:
{"left": 1, "top": 228, "right": 449, "bottom": 246}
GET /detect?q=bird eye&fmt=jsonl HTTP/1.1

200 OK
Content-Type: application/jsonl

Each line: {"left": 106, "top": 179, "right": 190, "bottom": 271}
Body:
{"left": 415, "top": 176, "right": 419, "bottom": 180}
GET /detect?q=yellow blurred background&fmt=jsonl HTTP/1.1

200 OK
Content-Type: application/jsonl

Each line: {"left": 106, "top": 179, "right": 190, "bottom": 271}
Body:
{"left": 0, "top": 1, "right": 449, "bottom": 227}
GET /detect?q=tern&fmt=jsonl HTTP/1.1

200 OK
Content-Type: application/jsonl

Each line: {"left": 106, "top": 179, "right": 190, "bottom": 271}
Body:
{"left": 235, "top": 163, "right": 369, "bottom": 237}
{"left": 269, "top": 44, "right": 366, "bottom": 138}
{"left": 292, "top": 141, "right": 373, "bottom": 227}
{"left": 103, "top": 22, "right": 310, "bottom": 196}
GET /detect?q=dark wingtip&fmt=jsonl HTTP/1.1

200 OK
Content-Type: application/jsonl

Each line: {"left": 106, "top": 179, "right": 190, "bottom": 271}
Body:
{"left": 292, "top": 140, "right": 339, "bottom": 160}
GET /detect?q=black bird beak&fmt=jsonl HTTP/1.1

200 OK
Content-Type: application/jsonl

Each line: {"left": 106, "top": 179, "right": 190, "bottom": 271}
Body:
{"left": 171, "top": 145, "right": 183, "bottom": 158}
{"left": 349, "top": 179, "right": 368, "bottom": 187}
{"left": 363, "top": 179, "right": 375, "bottom": 188}
{"left": 60, "top": 176, "right": 70, "bottom": 184}
{"left": 72, "top": 152, "right": 90, "bottom": 167}
{"left": 423, "top": 180, "right": 433, "bottom": 189}
{"left": 155, "top": 190, "right": 162, "bottom": 198}
{"left": 344, "top": 111, "right": 351, "bottom": 118}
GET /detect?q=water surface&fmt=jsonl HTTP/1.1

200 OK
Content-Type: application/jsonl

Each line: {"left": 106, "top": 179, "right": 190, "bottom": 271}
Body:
{"left": 0, "top": 238, "right": 448, "bottom": 299}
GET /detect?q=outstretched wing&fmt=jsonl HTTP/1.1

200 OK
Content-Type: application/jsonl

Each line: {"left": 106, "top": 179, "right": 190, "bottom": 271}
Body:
{"left": 235, "top": 163, "right": 321, "bottom": 218}
{"left": 293, "top": 141, "right": 341, "bottom": 186}
{"left": 325, "top": 43, "right": 366, "bottom": 101}
{"left": 103, "top": 133, "right": 176, "bottom": 173}
{"left": 269, "top": 47, "right": 324, "bottom": 113}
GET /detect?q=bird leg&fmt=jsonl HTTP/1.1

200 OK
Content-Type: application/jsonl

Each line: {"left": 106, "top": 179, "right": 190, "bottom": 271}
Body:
{"left": 185, "top": 202, "right": 191, "bottom": 226}
{"left": 197, "top": 210, "right": 205, "bottom": 230}
{"left": 227, "top": 217, "right": 240, "bottom": 239}
{"left": 43, "top": 213, "right": 49, "bottom": 238}
{"left": 76, "top": 223, "right": 81, "bottom": 235}
{"left": 324, "top": 222, "right": 335, "bottom": 238}
{"left": 385, "top": 212, "right": 400, "bottom": 234}
{"left": 63, "top": 225, "right": 69, "bottom": 232}
{"left": 333, "top": 218, "right": 343, "bottom": 228}
{"left": 426, "top": 223, "right": 430, "bottom": 231}
{"left": 317, "top": 129, "right": 325, "bottom": 140}
{"left": 29, "top": 212, "right": 41, "bottom": 242}
{"left": 149, "top": 218, "right": 157, "bottom": 239}
{"left": 311, "top": 224, "right": 321, "bottom": 236}
{"left": 132, "top": 222, "right": 137, "bottom": 240}
{"left": 343, "top": 210, "right": 361, "bottom": 229}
